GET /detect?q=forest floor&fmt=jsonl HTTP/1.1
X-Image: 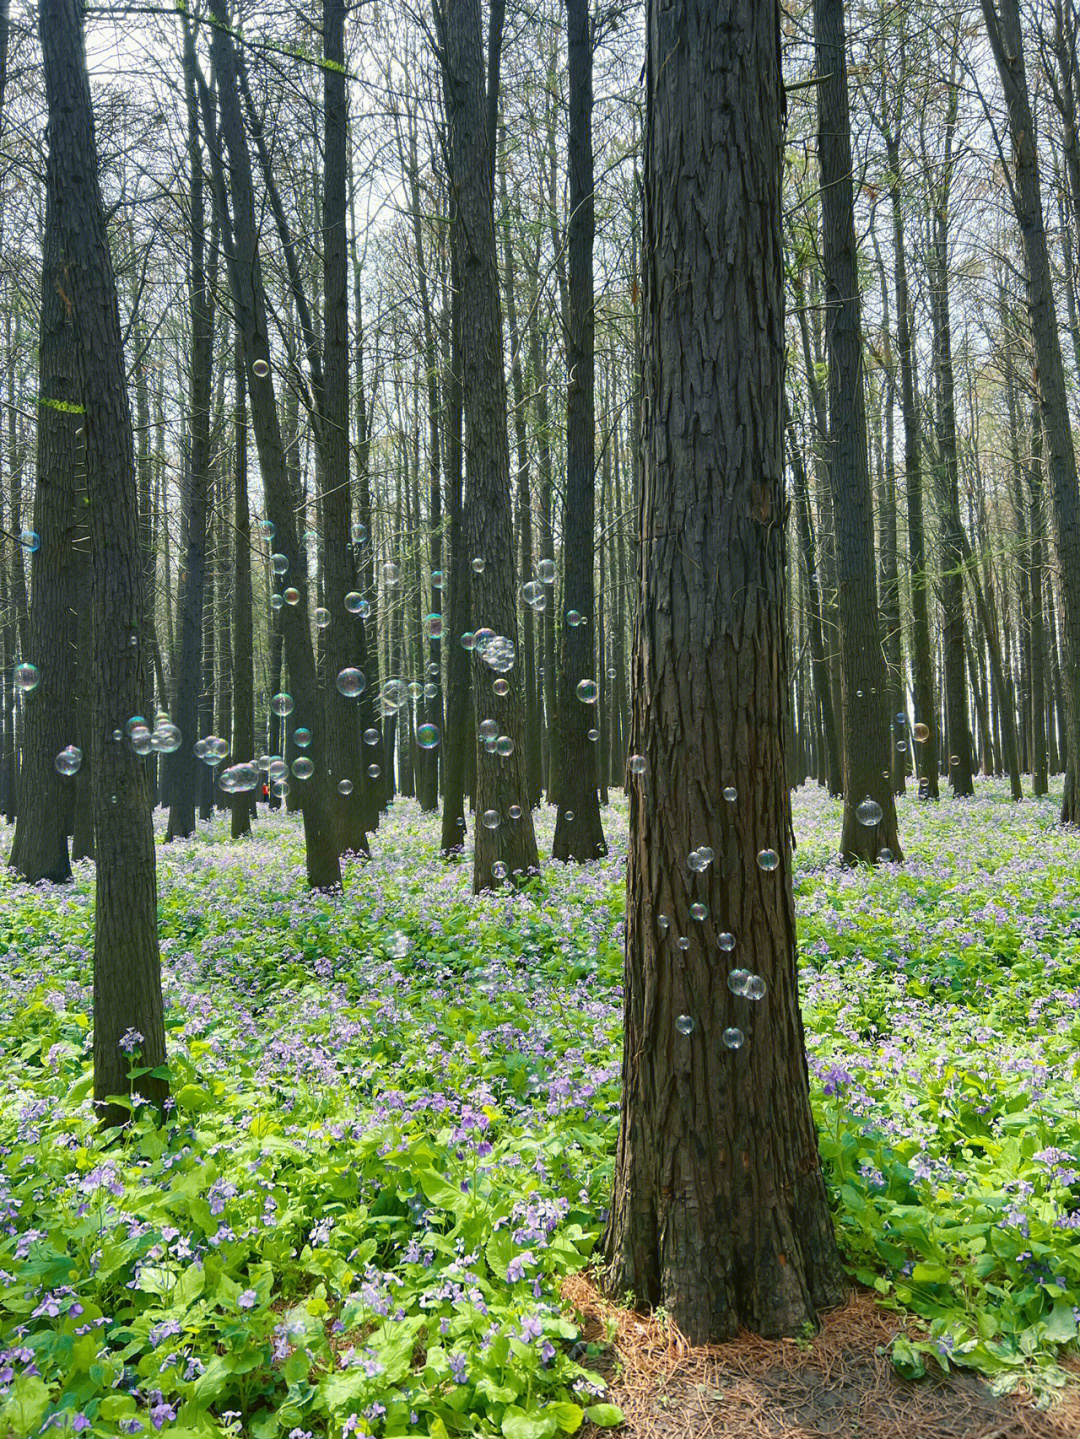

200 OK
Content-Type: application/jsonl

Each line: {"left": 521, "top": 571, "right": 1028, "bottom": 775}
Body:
{"left": 2, "top": 781, "right": 1080, "bottom": 1438}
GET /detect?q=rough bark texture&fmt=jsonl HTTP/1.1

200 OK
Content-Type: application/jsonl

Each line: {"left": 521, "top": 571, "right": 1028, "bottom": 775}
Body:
{"left": 40, "top": 0, "right": 167, "bottom": 1125}
{"left": 553, "top": 0, "right": 606, "bottom": 863}
{"left": 604, "top": 0, "right": 847, "bottom": 1341}
{"left": 981, "top": 0, "right": 1080, "bottom": 822}
{"left": 436, "top": 0, "right": 540, "bottom": 891}
{"left": 230, "top": 332, "right": 254, "bottom": 838}
{"left": 9, "top": 168, "right": 78, "bottom": 882}
{"left": 814, "top": 0, "right": 902, "bottom": 863}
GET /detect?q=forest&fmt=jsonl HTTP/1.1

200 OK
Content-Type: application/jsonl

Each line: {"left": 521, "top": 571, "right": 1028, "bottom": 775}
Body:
{"left": 3, "top": 0, "right": 1080, "bottom": 1435}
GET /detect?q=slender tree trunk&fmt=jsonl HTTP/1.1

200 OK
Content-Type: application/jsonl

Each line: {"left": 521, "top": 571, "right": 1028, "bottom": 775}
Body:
{"left": 440, "top": 248, "right": 469, "bottom": 854}
{"left": 605, "top": 0, "right": 845, "bottom": 1339}
{"left": 230, "top": 332, "right": 255, "bottom": 837}
{"left": 40, "top": 0, "right": 167, "bottom": 1124}
{"left": 814, "top": 0, "right": 902, "bottom": 862}
{"left": 1029, "top": 407, "right": 1049, "bottom": 794}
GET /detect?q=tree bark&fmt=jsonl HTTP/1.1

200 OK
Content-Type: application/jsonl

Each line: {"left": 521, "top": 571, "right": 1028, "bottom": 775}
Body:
{"left": 604, "top": 0, "right": 846, "bottom": 1341}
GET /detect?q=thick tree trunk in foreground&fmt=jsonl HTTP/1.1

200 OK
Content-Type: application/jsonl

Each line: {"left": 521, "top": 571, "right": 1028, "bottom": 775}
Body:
{"left": 604, "top": 0, "right": 846, "bottom": 1341}
{"left": 981, "top": 0, "right": 1080, "bottom": 823}
{"left": 40, "top": 0, "right": 167, "bottom": 1124}
{"left": 814, "top": 0, "right": 902, "bottom": 863}
{"left": 9, "top": 174, "right": 78, "bottom": 883}
{"left": 553, "top": 0, "right": 605, "bottom": 862}
{"left": 436, "top": 0, "right": 540, "bottom": 891}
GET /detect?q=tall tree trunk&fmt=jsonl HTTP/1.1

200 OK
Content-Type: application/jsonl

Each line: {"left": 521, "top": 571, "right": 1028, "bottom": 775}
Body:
{"left": 981, "top": 0, "right": 1080, "bottom": 822}
{"left": 554, "top": 0, "right": 606, "bottom": 862}
{"left": 814, "top": 0, "right": 902, "bottom": 862}
{"left": 605, "top": 0, "right": 845, "bottom": 1340}
{"left": 439, "top": 246, "right": 469, "bottom": 854}
{"left": 1029, "top": 407, "right": 1049, "bottom": 795}
{"left": 40, "top": 0, "right": 167, "bottom": 1124}
{"left": 435, "top": 0, "right": 540, "bottom": 891}
{"left": 230, "top": 332, "right": 255, "bottom": 836}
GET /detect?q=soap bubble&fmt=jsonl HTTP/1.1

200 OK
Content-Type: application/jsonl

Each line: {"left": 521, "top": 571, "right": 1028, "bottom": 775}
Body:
{"left": 284, "top": 587, "right": 300, "bottom": 606}
{"left": 431, "top": 569, "right": 444, "bottom": 589}
{"left": 508, "top": 804, "right": 523, "bottom": 819}
{"left": 408, "top": 681, "right": 424, "bottom": 700}
{"left": 20, "top": 529, "right": 40, "bottom": 552}
{"left": 356, "top": 598, "right": 371, "bottom": 618}
{"left": 268, "top": 758, "right": 287, "bottom": 781}
{"left": 383, "top": 562, "right": 400, "bottom": 585}
{"left": 345, "top": 591, "right": 363, "bottom": 614}
{"left": 479, "top": 718, "right": 498, "bottom": 740}
{"left": 628, "top": 754, "right": 646, "bottom": 775}
{"left": 566, "top": 610, "right": 582, "bottom": 628}
{"left": 126, "top": 714, "right": 148, "bottom": 735}
{"left": 690, "top": 902, "right": 708, "bottom": 921}
{"left": 271, "top": 593, "right": 285, "bottom": 610}
{"left": 896, "top": 739, "right": 908, "bottom": 753}
{"left": 878, "top": 847, "right": 895, "bottom": 862}
{"left": 338, "top": 778, "right": 353, "bottom": 795}
{"left": 417, "top": 724, "right": 440, "bottom": 749}
{"left": 294, "top": 727, "right": 312, "bottom": 748}
{"left": 55, "top": 745, "right": 82, "bottom": 776}
{"left": 744, "top": 974, "right": 767, "bottom": 1000}
{"left": 576, "top": 678, "right": 597, "bottom": 703}
{"left": 336, "top": 668, "right": 366, "bottom": 698}
{"left": 367, "top": 763, "right": 381, "bottom": 778}
{"left": 496, "top": 736, "right": 514, "bottom": 756}
{"left": 722, "top": 1027, "right": 745, "bottom": 1050}
{"left": 481, "top": 809, "right": 500, "bottom": 829}
{"left": 522, "top": 580, "right": 543, "bottom": 605}
{"left": 675, "top": 1014, "right": 694, "bottom": 1036}
{"left": 677, "top": 936, "right": 689, "bottom": 951}
{"left": 259, "top": 519, "right": 275, "bottom": 538}
{"left": 492, "top": 860, "right": 508, "bottom": 880}
{"left": 424, "top": 682, "right": 439, "bottom": 699}
{"left": 461, "top": 632, "right": 477, "bottom": 650}
{"left": 271, "top": 552, "right": 288, "bottom": 575}
{"left": 565, "top": 810, "right": 575, "bottom": 821}
{"left": 252, "top": 358, "right": 270, "bottom": 378}
{"left": 896, "top": 712, "right": 906, "bottom": 726}
{"left": 723, "top": 786, "right": 737, "bottom": 802}
{"left": 272, "top": 778, "right": 289, "bottom": 798}
{"left": 493, "top": 678, "right": 509, "bottom": 696}
{"left": 351, "top": 523, "right": 367, "bottom": 544}
{"left": 717, "top": 932, "right": 736, "bottom": 952}
{"left": 271, "top": 692, "right": 294, "bottom": 717}
{"left": 315, "top": 607, "right": 331, "bottom": 628}
{"left": 587, "top": 728, "right": 599, "bottom": 741}
{"left": 696, "top": 846, "right": 714, "bottom": 866}
{"left": 471, "top": 556, "right": 486, "bottom": 573}
{"left": 756, "top": 848, "right": 779, "bottom": 871}
{"left": 657, "top": 914, "right": 670, "bottom": 933}
{"left": 727, "top": 968, "right": 750, "bottom": 995}
{"left": 13, "top": 662, "right": 39, "bottom": 693}
{"left": 424, "top": 613, "right": 443, "bottom": 640}
{"left": 856, "top": 796, "right": 883, "bottom": 826}
{"left": 130, "top": 725, "right": 153, "bottom": 756}
{"left": 914, "top": 722, "right": 930, "bottom": 742}
{"left": 292, "top": 757, "right": 314, "bottom": 779}
{"left": 363, "top": 727, "right": 380, "bottom": 746}
{"left": 381, "top": 679, "right": 406, "bottom": 710}
{"left": 538, "top": 558, "right": 556, "bottom": 583}
{"left": 222, "top": 762, "right": 259, "bottom": 792}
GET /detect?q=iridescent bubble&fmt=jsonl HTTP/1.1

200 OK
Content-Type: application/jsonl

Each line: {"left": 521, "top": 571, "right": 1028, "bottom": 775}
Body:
{"left": 284, "top": 587, "right": 300, "bottom": 606}
{"left": 657, "top": 914, "right": 670, "bottom": 933}
{"left": 259, "top": 519, "right": 276, "bottom": 539}
{"left": 744, "top": 974, "right": 767, "bottom": 1000}
{"left": 481, "top": 809, "right": 500, "bottom": 829}
{"left": 424, "top": 682, "right": 439, "bottom": 699}
{"left": 479, "top": 718, "right": 498, "bottom": 740}
{"left": 345, "top": 591, "right": 363, "bottom": 614}
{"left": 126, "top": 715, "right": 148, "bottom": 735}
{"left": 272, "top": 778, "right": 289, "bottom": 798}
{"left": 336, "top": 668, "right": 366, "bottom": 698}
{"left": 493, "top": 678, "right": 509, "bottom": 696}
{"left": 508, "top": 804, "right": 523, "bottom": 820}
{"left": 20, "top": 529, "right": 40, "bottom": 552}
{"left": 538, "top": 558, "right": 556, "bottom": 583}
{"left": 628, "top": 754, "right": 646, "bottom": 775}
{"left": 717, "top": 932, "right": 736, "bottom": 952}
{"left": 727, "top": 968, "right": 750, "bottom": 995}
{"left": 292, "top": 757, "right": 314, "bottom": 780}
{"left": 677, "top": 935, "right": 689, "bottom": 951}
{"left": 381, "top": 679, "right": 406, "bottom": 711}
{"left": 722, "top": 1027, "right": 745, "bottom": 1050}
{"left": 576, "top": 678, "right": 597, "bottom": 703}
{"left": 896, "top": 740, "right": 907, "bottom": 753}
{"left": 756, "top": 848, "right": 779, "bottom": 871}
{"left": 431, "top": 569, "right": 444, "bottom": 589}
{"left": 268, "top": 758, "right": 288, "bottom": 782}
{"left": 294, "top": 727, "right": 312, "bottom": 748}
{"left": 55, "top": 745, "right": 82, "bottom": 776}
{"left": 496, "top": 736, "right": 514, "bottom": 756}
{"left": 424, "top": 613, "right": 443, "bottom": 640}
{"left": 856, "top": 796, "right": 883, "bottom": 827}
{"left": 491, "top": 860, "right": 508, "bottom": 881}
{"left": 690, "top": 902, "right": 708, "bottom": 921}
{"left": 565, "top": 810, "right": 575, "bottom": 821}
{"left": 13, "top": 662, "right": 39, "bottom": 693}
{"left": 252, "top": 358, "right": 270, "bottom": 378}
{"left": 257, "top": 754, "right": 271, "bottom": 771}
{"left": 367, "top": 763, "right": 381, "bottom": 778}
{"left": 351, "top": 523, "right": 367, "bottom": 544}
{"left": 222, "top": 761, "right": 259, "bottom": 792}
{"left": 338, "top": 778, "right": 354, "bottom": 795}
{"left": 675, "top": 1014, "right": 694, "bottom": 1036}
{"left": 356, "top": 598, "right": 371, "bottom": 619}
{"left": 271, "top": 552, "right": 289, "bottom": 575}
{"left": 471, "top": 556, "right": 486, "bottom": 573}
{"left": 408, "top": 682, "right": 423, "bottom": 701}
{"left": 723, "top": 786, "right": 737, "bottom": 802}
{"left": 913, "top": 722, "right": 930, "bottom": 742}
{"left": 363, "top": 727, "right": 380, "bottom": 746}
{"left": 130, "top": 724, "right": 153, "bottom": 756}
{"left": 878, "top": 847, "right": 895, "bottom": 863}
{"left": 271, "top": 692, "right": 294, "bottom": 717}
{"left": 271, "top": 593, "right": 285, "bottom": 611}
{"left": 315, "top": 607, "right": 331, "bottom": 629}
{"left": 949, "top": 754, "right": 960, "bottom": 766}
{"left": 587, "top": 728, "right": 599, "bottom": 742}
{"left": 383, "top": 562, "right": 400, "bottom": 586}
{"left": 417, "top": 724, "right": 440, "bottom": 749}
{"left": 566, "top": 610, "right": 582, "bottom": 628}
{"left": 896, "top": 712, "right": 906, "bottom": 726}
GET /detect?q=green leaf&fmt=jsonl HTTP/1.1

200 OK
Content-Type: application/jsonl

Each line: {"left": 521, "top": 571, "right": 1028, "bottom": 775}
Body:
{"left": 502, "top": 1409, "right": 559, "bottom": 1439}
{"left": 890, "top": 1336, "right": 927, "bottom": 1380}
{"left": 0, "top": 1376, "right": 50, "bottom": 1437}
{"left": 547, "top": 1400, "right": 584, "bottom": 1432}
{"left": 176, "top": 1083, "right": 212, "bottom": 1112}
